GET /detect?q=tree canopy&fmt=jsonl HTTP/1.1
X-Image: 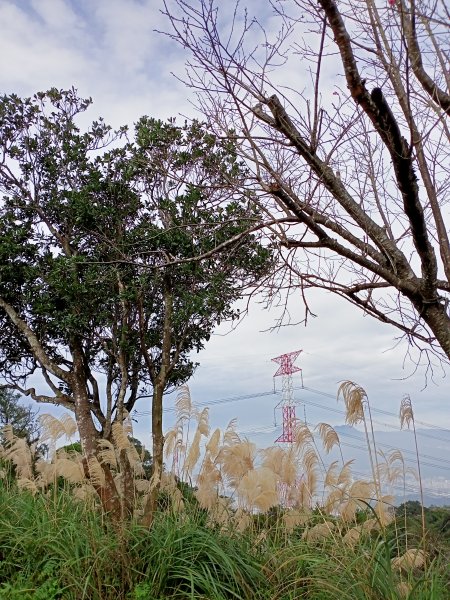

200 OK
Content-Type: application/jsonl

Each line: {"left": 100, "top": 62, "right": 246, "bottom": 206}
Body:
{"left": 0, "top": 88, "right": 272, "bottom": 517}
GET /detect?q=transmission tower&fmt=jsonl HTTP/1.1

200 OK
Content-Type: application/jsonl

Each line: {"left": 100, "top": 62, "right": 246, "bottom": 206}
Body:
{"left": 272, "top": 350, "right": 303, "bottom": 443}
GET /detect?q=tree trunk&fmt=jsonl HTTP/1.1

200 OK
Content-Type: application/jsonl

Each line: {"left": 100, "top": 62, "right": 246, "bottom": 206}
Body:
{"left": 419, "top": 301, "right": 450, "bottom": 361}
{"left": 141, "top": 382, "right": 164, "bottom": 527}
{"left": 72, "top": 346, "right": 123, "bottom": 521}
{"left": 141, "top": 280, "right": 173, "bottom": 527}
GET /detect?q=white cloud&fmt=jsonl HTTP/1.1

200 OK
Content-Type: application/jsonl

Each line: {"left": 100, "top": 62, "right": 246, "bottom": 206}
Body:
{"left": 29, "top": 0, "right": 82, "bottom": 32}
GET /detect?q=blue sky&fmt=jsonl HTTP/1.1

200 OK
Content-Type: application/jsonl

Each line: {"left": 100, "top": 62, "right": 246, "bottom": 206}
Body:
{"left": 1, "top": 0, "right": 449, "bottom": 450}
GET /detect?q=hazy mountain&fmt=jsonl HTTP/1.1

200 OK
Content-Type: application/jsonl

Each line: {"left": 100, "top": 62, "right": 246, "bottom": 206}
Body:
{"left": 243, "top": 424, "right": 450, "bottom": 507}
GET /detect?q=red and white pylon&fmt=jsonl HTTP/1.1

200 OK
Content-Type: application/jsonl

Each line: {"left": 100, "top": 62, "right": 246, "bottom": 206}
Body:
{"left": 272, "top": 350, "right": 303, "bottom": 443}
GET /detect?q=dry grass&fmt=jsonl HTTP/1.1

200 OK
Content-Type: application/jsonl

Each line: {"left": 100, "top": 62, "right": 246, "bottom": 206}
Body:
{"left": 392, "top": 548, "right": 426, "bottom": 571}
{"left": 1, "top": 382, "right": 444, "bottom": 600}
{"left": 0, "top": 382, "right": 428, "bottom": 565}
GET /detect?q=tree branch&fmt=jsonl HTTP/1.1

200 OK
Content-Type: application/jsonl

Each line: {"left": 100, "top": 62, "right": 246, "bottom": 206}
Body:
{"left": 402, "top": 0, "right": 450, "bottom": 116}
{"left": 0, "top": 297, "right": 72, "bottom": 384}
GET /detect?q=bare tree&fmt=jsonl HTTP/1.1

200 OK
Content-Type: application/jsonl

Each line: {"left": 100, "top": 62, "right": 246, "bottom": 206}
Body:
{"left": 163, "top": 0, "right": 450, "bottom": 366}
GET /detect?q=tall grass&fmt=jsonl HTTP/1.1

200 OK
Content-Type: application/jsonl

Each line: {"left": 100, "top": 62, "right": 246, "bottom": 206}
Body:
{"left": 0, "top": 381, "right": 449, "bottom": 599}
{"left": 0, "top": 481, "right": 448, "bottom": 599}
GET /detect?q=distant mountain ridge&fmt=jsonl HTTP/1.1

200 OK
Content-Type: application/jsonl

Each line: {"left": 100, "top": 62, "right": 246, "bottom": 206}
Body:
{"left": 245, "top": 424, "right": 450, "bottom": 506}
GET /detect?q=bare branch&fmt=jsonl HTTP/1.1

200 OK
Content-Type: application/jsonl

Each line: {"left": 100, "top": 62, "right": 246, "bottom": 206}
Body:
{"left": 0, "top": 298, "right": 72, "bottom": 384}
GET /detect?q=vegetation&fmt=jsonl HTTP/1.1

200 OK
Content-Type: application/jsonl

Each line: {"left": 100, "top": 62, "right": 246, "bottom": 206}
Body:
{"left": 1, "top": 0, "right": 449, "bottom": 594}
{"left": 0, "top": 389, "right": 40, "bottom": 445}
{"left": 0, "top": 383, "right": 449, "bottom": 599}
{"left": 0, "top": 89, "right": 272, "bottom": 520}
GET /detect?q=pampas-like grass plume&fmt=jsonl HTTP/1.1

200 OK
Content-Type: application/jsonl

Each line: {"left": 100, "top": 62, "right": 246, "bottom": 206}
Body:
{"left": 164, "top": 425, "right": 183, "bottom": 459}
{"left": 112, "top": 422, "right": 131, "bottom": 452}
{"left": 196, "top": 407, "right": 210, "bottom": 437}
{"left": 197, "top": 454, "right": 222, "bottom": 487}
{"left": 40, "top": 413, "right": 77, "bottom": 443}
{"left": 337, "top": 460, "right": 354, "bottom": 486}
{"left": 339, "top": 480, "right": 375, "bottom": 522}
{"left": 195, "top": 482, "right": 218, "bottom": 510}
{"left": 223, "top": 418, "right": 240, "bottom": 446}
{"left": 342, "top": 527, "right": 360, "bottom": 547}
{"left": 237, "top": 467, "right": 278, "bottom": 512}
{"left": 1, "top": 423, "right": 14, "bottom": 443}
{"left": 73, "top": 484, "right": 97, "bottom": 503}
{"left": 170, "top": 487, "right": 185, "bottom": 513}
{"left": 302, "top": 446, "right": 318, "bottom": 475}
{"left": 218, "top": 439, "right": 255, "bottom": 487}
{"left": 349, "top": 480, "right": 375, "bottom": 507}
{"left": 391, "top": 549, "right": 426, "bottom": 571}
{"left": 1, "top": 429, "right": 33, "bottom": 479}
{"left": 324, "top": 488, "right": 345, "bottom": 514}
{"left": 281, "top": 447, "right": 298, "bottom": 487}
{"left": 361, "top": 518, "right": 379, "bottom": 532}
{"left": 87, "top": 457, "right": 106, "bottom": 487}
{"left": 175, "top": 385, "right": 193, "bottom": 421}
{"left": 126, "top": 442, "right": 144, "bottom": 475}
{"left": 60, "top": 413, "right": 78, "bottom": 438}
{"left": 396, "top": 582, "right": 412, "bottom": 599}
{"left": 17, "top": 477, "right": 39, "bottom": 495}
{"left": 205, "top": 428, "right": 221, "bottom": 457}
{"left": 39, "top": 414, "right": 66, "bottom": 443}
{"left": 324, "top": 461, "right": 340, "bottom": 488}
{"left": 184, "top": 428, "right": 201, "bottom": 476}
{"left": 261, "top": 446, "right": 285, "bottom": 475}
{"left": 54, "top": 458, "right": 85, "bottom": 484}
{"left": 374, "top": 494, "right": 395, "bottom": 526}
{"left": 261, "top": 446, "right": 297, "bottom": 488}
{"left": 337, "top": 381, "right": 366, "bottom": 425}
{"left": 283, "top": 508, "right": 310, "bottom": 533}
{"left": 340, "top": 498, "right": 358, "bottom": 522}
{"left": 302, "top": 521, "right": 335, "bottom": 542}
{"left": 297, "top": 477, "right": 315, "bottom": 509}
{"left": 234, "top": 507, "right": 252, "bottom": 532}
{"left": 207, "top": 497, "right": 231, "bottom": 527}
{"left": 316, "top": 423, "right": 340, "bottom": 454}
{"left": 135, "top": 479, "right": 151, "bottom": 493}
{"left": 293, "top": 421, "right": 313, "bottom": 450}
{"left": 97, "top": 439, "right": 118, "bottom": 469}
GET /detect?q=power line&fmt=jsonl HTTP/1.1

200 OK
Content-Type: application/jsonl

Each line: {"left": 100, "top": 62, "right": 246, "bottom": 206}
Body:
{"left": 135, "top": 385, "right": 450, "bottom": 444}
{"left": 134, "top": 385, "right": 450, "bottom": 473}
{"left": 235, "top": 422, "right": 450, "bottom": 472}
{"left": 135, "top": 384, "right": 450, "bottom": 435}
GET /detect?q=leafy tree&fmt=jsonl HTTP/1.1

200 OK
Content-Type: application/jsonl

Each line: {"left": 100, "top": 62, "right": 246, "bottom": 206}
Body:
{"left": 123, "top": 117, "right": 273, "bottom": 523}
{"left": 0, "top": 388, "right": 40, "bottom": 445}
{"left": 0, "top": 89, "right": 272, "bottom": 520}
{"left": 164, "top": 0, "right": 450, "bottom": 365}
{"left": 395, "top": 500, "right": 423, "bottom": 519}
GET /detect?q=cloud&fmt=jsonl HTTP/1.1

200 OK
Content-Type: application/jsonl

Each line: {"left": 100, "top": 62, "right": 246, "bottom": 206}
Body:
{"left": 0, "top": 0, "right": 193, "bottom": 125}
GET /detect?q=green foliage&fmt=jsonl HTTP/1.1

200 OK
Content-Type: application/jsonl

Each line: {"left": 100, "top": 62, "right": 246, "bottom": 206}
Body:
{"left": 57, "top": 441, "right": 82, "bottom": 455}
{"left": 0, "top": 483, "right": 448, "bottom": 600}
{"left": 0, "top": 89, "right": 272, "bottom": 439}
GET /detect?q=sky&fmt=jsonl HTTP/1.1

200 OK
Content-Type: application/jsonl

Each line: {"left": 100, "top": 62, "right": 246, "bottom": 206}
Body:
{"left": 1, "top": 0, "right": 449, "bottom": 470}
